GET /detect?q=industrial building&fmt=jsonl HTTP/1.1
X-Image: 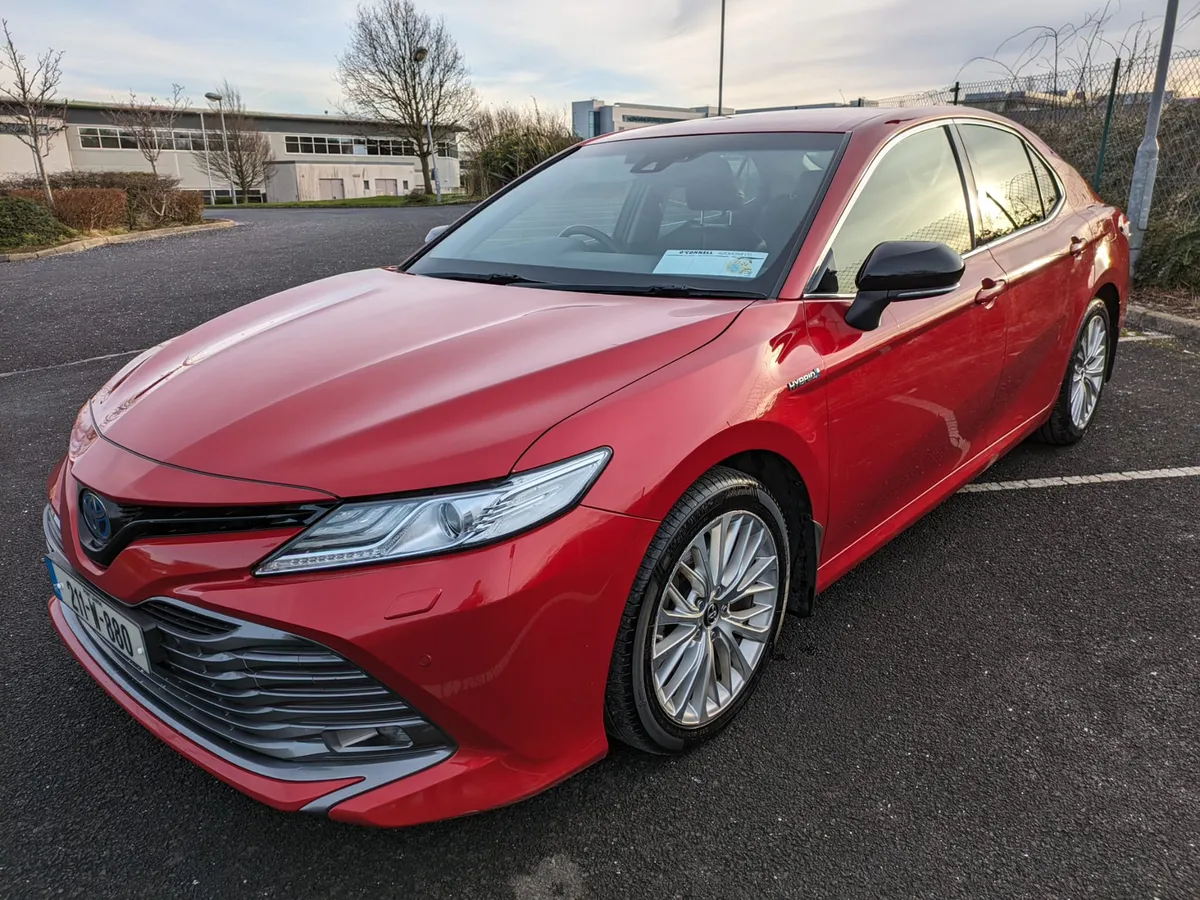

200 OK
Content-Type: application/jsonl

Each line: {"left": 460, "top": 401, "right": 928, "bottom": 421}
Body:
{"left": 571, "top": 99, "right": 876, "bottom": 138}
{"left": 0, "top": 100, "right": 461, "bottom": 203}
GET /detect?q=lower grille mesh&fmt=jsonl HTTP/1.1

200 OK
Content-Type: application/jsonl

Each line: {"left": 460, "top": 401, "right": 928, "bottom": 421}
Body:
{"left": 74, "top": 595, "right": 449, "bottom": 763}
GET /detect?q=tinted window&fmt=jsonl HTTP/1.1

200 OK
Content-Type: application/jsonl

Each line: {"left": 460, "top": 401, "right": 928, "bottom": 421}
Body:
{"left": 409, "top": 132, "right": 842, "bottom": 294}
{"left": 959, "top": 124, "right": 1046, "bottom": 243}
{"left": 1028, "top": 149, "right": 1061, "bottom": 215}
{"left": 820, "top": 126, "right": 972, "bottom": 294}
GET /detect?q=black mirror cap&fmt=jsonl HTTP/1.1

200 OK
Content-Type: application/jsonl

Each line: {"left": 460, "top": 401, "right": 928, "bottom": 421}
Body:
{"left": 855, "top": 240, "right": 965, "bottom": 294}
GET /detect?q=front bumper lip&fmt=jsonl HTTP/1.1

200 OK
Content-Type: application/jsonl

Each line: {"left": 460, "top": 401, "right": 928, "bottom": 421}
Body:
{"left": 49, "top": 597, "right": 364, "bottom": 813}
{"left": 49, "top": 572, "right": 455, "bottom": 815}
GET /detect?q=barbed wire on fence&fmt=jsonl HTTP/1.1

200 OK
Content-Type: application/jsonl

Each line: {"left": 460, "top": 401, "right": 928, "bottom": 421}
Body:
{"left": 871, "top": 50, "right": 1200, "bottom": 285}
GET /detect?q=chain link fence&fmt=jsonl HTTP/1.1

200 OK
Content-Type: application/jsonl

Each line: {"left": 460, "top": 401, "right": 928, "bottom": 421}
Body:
{"left": 874, "top": 51, "right": 1200, "bottom": 287}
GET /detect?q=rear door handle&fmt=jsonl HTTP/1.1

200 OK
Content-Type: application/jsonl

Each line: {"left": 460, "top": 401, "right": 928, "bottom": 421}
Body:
{"left": 975, "top": 278, "right": 1007, "bottom": 304}
{"left": 1070, "top": 236, "right": 1087, "bottom": 256}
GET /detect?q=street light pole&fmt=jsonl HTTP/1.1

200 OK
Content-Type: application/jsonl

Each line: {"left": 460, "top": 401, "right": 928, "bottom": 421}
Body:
{"left": 1127, "top": 0, "right": 1179, "bottom": 269}
{"left": 717, "top": 0, "right": 726, "bottom": 115}
{"left": 205, "top": 91, "right": 236, "bottom": 207}
{"left": 199, "top": 110, "right": 215, "bottom": 205}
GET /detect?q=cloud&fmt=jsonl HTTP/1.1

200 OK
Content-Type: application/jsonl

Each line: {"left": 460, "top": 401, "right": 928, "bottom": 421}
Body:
{"left": 6, "top": 0, "right": 1198, "bottom": 117}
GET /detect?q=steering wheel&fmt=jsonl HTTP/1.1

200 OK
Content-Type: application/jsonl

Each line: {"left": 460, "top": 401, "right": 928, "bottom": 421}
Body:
{"left": 558, "top": 225, "right": 622, "bottom": 253}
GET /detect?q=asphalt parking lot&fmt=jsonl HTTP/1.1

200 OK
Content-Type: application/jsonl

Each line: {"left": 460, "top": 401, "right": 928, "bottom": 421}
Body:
{"left": 1, "top": 207, "right": 1197, "bottom": 899}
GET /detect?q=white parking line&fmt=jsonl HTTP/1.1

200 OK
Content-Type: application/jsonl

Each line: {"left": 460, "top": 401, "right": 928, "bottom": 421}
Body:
{"left": 961, "top": 467, "right": 1200, "bottom": 492}
{"left": 0, "top": 349, "right": 145, "bottom": 380}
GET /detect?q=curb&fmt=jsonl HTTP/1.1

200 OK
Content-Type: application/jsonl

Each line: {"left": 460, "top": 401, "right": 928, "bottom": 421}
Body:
{"left": 0, "top": 219, "right": 238, "bottom": 263}
{"left": 1125, "top": 303, "right": 1200, "bottom": 342}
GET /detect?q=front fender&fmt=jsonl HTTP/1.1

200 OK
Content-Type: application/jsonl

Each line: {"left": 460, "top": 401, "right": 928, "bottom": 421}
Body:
{"left": 512, "top": 302, "right": 829, "bottom": 528}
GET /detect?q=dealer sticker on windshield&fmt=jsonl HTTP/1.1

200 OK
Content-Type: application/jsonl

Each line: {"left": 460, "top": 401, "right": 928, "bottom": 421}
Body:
{"left": 653, "top": 249, "right": 769, "bottom": 279}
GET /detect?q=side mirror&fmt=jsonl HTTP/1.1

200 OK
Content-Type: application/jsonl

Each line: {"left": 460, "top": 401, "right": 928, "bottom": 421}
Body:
{"left": 425, "top": 225, "right": 449, "bottom": 243}
{"left": 844, "top": 241, "right": 965, "bottom": 331}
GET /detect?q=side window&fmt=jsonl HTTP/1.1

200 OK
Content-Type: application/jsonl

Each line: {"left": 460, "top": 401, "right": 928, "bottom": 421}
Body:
{"left": 1028, "top": 149, "right": 1061, "bottom": 215}
{"left": 821, "top": 126, "right": 972, "bottom": 294}
{"left": 959, "top": 124, "right": 1046, "bottom": 244}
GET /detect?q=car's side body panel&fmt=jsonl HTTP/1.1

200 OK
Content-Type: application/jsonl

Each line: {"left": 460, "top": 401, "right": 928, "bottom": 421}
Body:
{"left": 514, "top": 300, "right": 830, "bottom": 527}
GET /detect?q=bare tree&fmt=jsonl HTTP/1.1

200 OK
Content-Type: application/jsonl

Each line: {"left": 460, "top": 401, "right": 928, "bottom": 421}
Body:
{"left": 107, "top": 84, "right": 189, "bottom": 175}
{"left": 190, "top": 81, "right": 274, "bottom": 202}
{"left": 0, "top": 19, "right": 64, "bottom": 207}
{"left": 336, "top": 0, "right": 476, "bottom": 194}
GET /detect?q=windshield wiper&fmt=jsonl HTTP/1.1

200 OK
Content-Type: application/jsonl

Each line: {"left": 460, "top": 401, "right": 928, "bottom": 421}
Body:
{"left": 531, "top": 283, "right": 768, "bottom": 300}
{"left": 422, "top": 272, "right": 551, "bottom": 286}
{"left": 421, "top": 273, "right": 766, "bottom": 299}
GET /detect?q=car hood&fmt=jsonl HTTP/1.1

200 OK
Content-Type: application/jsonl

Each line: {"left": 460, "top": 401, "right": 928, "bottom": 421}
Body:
{"left": 90, "top": 269, "right": 748, "bottom": 498}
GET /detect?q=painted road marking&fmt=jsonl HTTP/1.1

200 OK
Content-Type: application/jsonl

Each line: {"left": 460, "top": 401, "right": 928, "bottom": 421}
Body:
{"left": 0, "top": 349, "right": 145, "bottom": 380}
{"left": 962, "top": 467, "right": 1200, "bottom": 492}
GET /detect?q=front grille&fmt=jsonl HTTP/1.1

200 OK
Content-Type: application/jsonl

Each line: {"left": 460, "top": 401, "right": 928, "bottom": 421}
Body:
{"left": 140, "top": 600, "right": 233, "bottom": 636}
{"left": 70, "top": 595, "right": 450, "bottom": 763}
{"left": 72, "top": 484, "right": 334, "bottom": 567}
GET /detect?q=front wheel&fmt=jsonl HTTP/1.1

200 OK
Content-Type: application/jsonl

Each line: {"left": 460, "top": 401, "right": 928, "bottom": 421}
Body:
{"left": 604, "top": 467, "right": 790, "bottom": 754}
{"left": 1036, "top": 298, "right": 1111, "bottom": 445}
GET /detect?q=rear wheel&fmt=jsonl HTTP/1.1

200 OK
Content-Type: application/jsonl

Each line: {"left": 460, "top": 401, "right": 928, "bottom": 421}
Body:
{"left": 1036, "top": 298, "right": 1111, "bottom": 445}
{"left": 604, "top": 467, "right": 790, "bottom": 754}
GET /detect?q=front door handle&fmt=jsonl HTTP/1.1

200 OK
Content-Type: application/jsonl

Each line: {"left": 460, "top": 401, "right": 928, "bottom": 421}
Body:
{"left": 975, "top": 277, "right": 1007, "bottom": 304}
{"left": 1070, "top": 236, "right": 1087, "bottom": 256}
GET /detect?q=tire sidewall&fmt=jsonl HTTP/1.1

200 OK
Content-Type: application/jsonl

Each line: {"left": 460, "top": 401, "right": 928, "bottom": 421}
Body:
{"left": 629, "top": 481, "right": 790, "bottom": 751}
{"left": 1061, "top": 298, "right": 1111, "bottom": 439}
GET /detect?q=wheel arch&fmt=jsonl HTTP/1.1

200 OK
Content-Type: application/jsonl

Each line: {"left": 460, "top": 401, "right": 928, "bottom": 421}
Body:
{"left": 1093, "top": 281, "right": 1121, "bottom": 380}
{"left": 718, "top": 449, "right": 818, "bottom": 618}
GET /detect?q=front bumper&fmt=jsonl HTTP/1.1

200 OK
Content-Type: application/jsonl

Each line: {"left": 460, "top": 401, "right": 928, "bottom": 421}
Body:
{"left": 46, "top": 457, "right": 658, "bottom": 826}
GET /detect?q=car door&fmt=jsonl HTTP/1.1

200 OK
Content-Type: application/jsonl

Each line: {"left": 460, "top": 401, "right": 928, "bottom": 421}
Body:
{"left": 803, "top": 123, "right": 1008, "bottom": 565}
{"left": 955, "top": 122, "right": 1090, "bottom": 436}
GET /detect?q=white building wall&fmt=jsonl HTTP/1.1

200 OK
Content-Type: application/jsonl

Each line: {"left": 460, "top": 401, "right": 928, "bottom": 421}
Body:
{"left": 0, "top": 123, "right": 72, "bottom": 179}
{"left": 2, "top": 112, "right": 461, "bottom": 202}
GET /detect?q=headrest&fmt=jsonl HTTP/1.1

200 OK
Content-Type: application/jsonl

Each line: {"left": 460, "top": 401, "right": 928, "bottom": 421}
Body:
{"left": 680, "top": 154, "right": 743, "bottom": 211}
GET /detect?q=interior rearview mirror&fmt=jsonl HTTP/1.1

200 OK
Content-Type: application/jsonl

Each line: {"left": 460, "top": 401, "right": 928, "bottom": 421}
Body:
{"left": 844, "top": 241, "right": 965, "bottom": 331}
{"left": 425, "top": 225, "right": 449, "bottom": 243}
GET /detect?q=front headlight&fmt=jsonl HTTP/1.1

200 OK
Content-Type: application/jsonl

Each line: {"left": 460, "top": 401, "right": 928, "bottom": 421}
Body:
{"left": 255, "top": 448, "right": 611, "bottom": 575}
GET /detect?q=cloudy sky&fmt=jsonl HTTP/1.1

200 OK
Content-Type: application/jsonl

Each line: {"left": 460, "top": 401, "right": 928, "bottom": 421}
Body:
{"left": 5, "top": 0, "right": 1198, "bottom": 116}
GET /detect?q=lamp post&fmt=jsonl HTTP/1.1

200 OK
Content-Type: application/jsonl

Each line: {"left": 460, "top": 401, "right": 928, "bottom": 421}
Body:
{"left": 717, "top": 0, "right": 726, "bottom": 115}
{"left": 198, "top": 110, "right": 216, "bottom": 205}
{"left": 204, "top": 91, "right": 237, "bottom": 206}
{"left": 412, "top": 46, "right": 442, "bottom": 204}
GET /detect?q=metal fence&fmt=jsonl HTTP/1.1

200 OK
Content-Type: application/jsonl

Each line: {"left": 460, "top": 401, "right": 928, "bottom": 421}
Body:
{"left": 874, "top": 50, "right": 1200, "bottom": 238}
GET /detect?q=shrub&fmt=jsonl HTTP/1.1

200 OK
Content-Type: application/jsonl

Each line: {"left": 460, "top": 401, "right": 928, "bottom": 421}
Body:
{"left": 406, "top": 187, "right": 434, "bottom": 204}
{"left": 162, "top": 191, "right": 205, "bottom": 225}
{"left": 1135, "top": 216, "right": 1200, "bottom": 291}
{"left": 464, "top": 103, "right": 579, "bottom": 197}
{"left": 0, "top": 195, "right": 71, "bottom": 250}
{"left": 9, "top": 187, "right": 127, "bottom": 231}
{"left": 1, "top": 170, "right": 181, "bottom": 228}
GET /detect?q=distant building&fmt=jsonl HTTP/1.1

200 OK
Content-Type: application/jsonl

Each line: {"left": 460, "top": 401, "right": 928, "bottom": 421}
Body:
{"left": 0, "top": 99, "right": 461, "bottom": 203}
{"left": 571, "top": 99, "right": 873, "bottom": 138}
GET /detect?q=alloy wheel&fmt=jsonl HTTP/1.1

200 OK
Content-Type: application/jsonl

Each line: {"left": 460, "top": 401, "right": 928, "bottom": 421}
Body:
{"left": 1069, "top": 314, "right": 1108, "bottom": 429}
{"left": 649, "top": 511, "right": 780, "bottom": 727}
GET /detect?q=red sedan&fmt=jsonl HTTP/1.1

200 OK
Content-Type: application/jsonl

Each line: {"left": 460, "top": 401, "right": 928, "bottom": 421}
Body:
{"left": 45, "top": 106, "right": 1128, "bottom": 827}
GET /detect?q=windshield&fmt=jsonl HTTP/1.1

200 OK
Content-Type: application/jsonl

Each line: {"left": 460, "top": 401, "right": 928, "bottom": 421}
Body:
{"left": 407, "top": 131, "right": 844, "bottom": 295}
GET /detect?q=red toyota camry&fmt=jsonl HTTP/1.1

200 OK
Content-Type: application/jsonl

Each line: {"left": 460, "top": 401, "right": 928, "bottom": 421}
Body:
{"left": 45, "top": 106, "right": 1128, "bottom": 827}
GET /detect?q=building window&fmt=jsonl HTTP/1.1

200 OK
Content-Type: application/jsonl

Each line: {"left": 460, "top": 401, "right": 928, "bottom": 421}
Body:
{"left": 363, "top": 180, "right": 370, "bottom": 190}
{"left": 436, "top": 140, "right": 458, "bottom": 158}
{"left": 620, "top": 115, "right": 686, "bottom": 125}
{"left": 283, "top": 134, "right": 417, "bottom": 156}
{"left": 78, "top": 126, "right": 217, "bottom": 151}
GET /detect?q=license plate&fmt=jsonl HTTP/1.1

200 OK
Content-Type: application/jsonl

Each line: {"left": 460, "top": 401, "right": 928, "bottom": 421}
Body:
{"left": 47, "top": 559, "right": 151, "bottom": 674}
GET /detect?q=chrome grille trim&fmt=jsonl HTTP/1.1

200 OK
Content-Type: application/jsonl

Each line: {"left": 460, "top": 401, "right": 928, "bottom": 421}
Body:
{"left": 77, "top": 596, "right": 452, "bottom": 762}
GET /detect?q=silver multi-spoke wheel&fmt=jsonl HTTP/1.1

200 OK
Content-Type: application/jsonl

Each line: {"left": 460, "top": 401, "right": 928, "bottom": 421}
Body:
{"left": 650, "top": 511, "right": 780, "bottom": 727}
{"left": 1069, "top": 314, "right": 1108, "bottom": 429}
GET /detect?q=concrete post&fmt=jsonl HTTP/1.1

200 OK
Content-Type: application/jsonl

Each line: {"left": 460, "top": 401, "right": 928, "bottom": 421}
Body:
{"left": 1127, "top": 0, "right": 1179, "bottom": 269}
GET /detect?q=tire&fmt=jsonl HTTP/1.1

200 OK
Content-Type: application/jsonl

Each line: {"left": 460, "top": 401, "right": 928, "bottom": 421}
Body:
{"left": 604, "top": 466, "right": 791, "bottom": 754}
{"left": 1035, "top": 298, "right": 1111, "bottom": 446}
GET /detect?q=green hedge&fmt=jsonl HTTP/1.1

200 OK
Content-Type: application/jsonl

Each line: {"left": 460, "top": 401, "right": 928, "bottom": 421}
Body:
{"left": 0, "top": 195, "right": 71, "bottom": 250}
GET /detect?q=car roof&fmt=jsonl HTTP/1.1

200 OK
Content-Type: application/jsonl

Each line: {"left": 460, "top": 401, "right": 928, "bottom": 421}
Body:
{"left": 589, "top": 105, "right": 1013, "bottom": 142}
